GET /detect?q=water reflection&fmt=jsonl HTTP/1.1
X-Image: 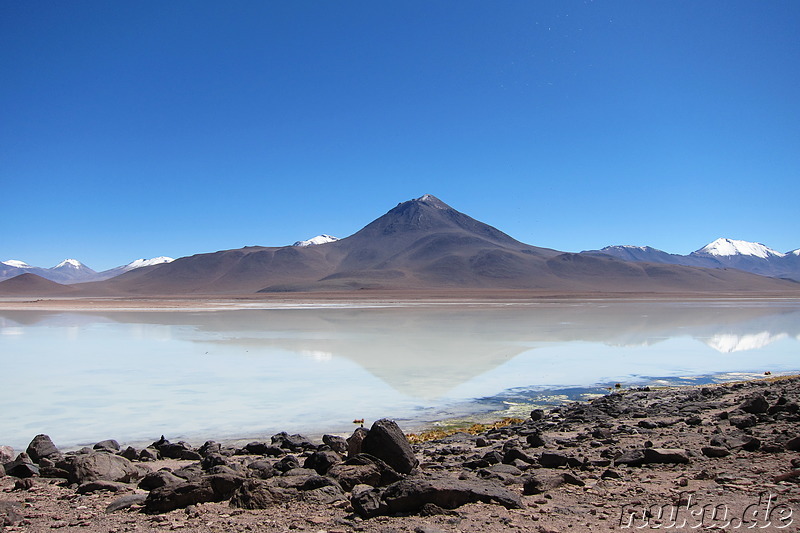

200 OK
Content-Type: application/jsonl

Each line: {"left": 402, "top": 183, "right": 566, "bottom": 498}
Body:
{"left": 0, "top": 300, "right": 798, "bottom": 449}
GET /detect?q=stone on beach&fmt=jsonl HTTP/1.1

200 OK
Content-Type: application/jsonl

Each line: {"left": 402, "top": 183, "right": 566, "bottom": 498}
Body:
{"left": 26, "top": 434, "right": 61, "bottom": 463}
{"left": 361, "top": 418, "right": 419, "bottom": 474}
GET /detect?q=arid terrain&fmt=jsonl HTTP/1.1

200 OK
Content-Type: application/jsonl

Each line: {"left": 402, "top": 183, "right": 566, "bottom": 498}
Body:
{"left": 3, "top": 375, "right": 799, "bottom": 532}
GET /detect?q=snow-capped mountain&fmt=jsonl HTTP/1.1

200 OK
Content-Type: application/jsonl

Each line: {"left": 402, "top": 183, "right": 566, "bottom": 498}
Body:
{"left": 292, "top": 235, "right": 339, "bottom": 247}
{"left": 1, "top": 260, "right": 32, "bottom": 269}
{"left": 584, "top": 238, "right": 800, "bottom": 282}
{"left": 693, "top": 238, "right": 785, "bottom": 259}
{"left": 96, "top": 257, "right": 175, "bottom": 281}
{"left": 0, "top": 257, "right": 174, "bottom": 284}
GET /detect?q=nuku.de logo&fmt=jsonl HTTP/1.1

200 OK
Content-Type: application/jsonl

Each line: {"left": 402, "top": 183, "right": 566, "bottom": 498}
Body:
{"left": 619, "top": 492, "right": 793, "bottom": 529}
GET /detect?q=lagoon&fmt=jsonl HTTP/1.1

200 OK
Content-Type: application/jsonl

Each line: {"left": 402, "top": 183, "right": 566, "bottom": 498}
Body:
{"left": 1, "top": 299, "right": 799, "bottom": 450}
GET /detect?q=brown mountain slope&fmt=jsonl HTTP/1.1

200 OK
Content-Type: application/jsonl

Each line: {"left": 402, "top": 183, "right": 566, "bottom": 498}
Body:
{"left": 0, "top": 273, "right": 77, "bottom": 296}
{"left": 23, "top": 194, "right": 800, "bottom": 296}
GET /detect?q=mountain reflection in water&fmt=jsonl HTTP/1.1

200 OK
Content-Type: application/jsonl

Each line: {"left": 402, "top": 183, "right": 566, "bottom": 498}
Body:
{"left": 1, "top": 300, "right": 798, "bottom": 449}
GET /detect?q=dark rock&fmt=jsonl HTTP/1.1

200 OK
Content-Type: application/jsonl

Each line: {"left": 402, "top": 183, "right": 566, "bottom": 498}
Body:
{"left": 562, "top": 472, "right": 585, "bottom": 486}
{"left": 362, "top": 418, "right": 419, "bottom": 474}
{"left": 274, "top": 455, "right": 300, "bottom": 473}
{"left": 206, "top": 473, "right": 245, "bottom": 500}
{"left": 139, "top": 447, "right": 159, "bottom": 461}
{"left": 246, "top": 460, "right": 277, "bottom": 480}
{"left": 353, "top": 474, "right": 523, "bottom": 518}
{"left": 522, "top": 472, "right": 566, "bottom": 494}
{"left": 201, "top": 453, "right": 229, "bottom": 471}
{"left": 322, "top": 434, "right": 348, "bottom": 454}
{"left": 503, "top": 447, "right": 536, "bottom": 465}
{"left": 119, "top": 446, "right": 138, "bottom": 461}
{"left": 77, "top": 480, "right": 130, "bottom": 494}
{"left": 198, "top": 441, "right": 221, "bottom": 457}
{"left": 271, "top": 432, "right": 315, "bottom": 452}
{"left": 539, "top": 451, "right": 572, "bottom": 468}
{"left": 350, "top": 484, "right": 386, "bottom": 518}
{"left": 172, "top": 464, "right": 204, "bottom": 482}
{"left": 729, "top": 413, "right": 757, "bottom": 429}
{"left": 93, "top": 439, "right": 120, "bottom": 452}
{"left": 327, "top": 463, "right": 381, "bottom": 491}
{"left": 4, "top": 456, "right": 40, "bottom": 478}
{"left": 13, "top": 478, "right": 34, "bottom": 491}
{"left": 601, "top": 469, "right": 622, "bottom": 479}
{"left": 710, "top": 434, "right": 761, "bottom": 452}
{"left": 242, "top": 441, "right": 284, "bottom": 456}
{"left": 160, "top": 442, "right": 201, "bottom": 460}
{"left": 229, "top": 480, "right": 297, "bottom": 509}
{"left": 144, "top": 481, "right": 216, "bottom": 513}
{"left": 138, "top": 470, "right": 185, "bottom": 491}
{"left": 637, "top": 420, "right": 658, "bottom": 429}
{"left": 785, "top": 436, "right": 800, "bottom": 451}
{"left": 26, "top": 434, "right": 61, "bottom": 463}
{"left": 106, "top": 493, "right": 148, "bottom": 513}
{"left": 740, "top": 394, "right": 769, "bottom": 414}
{"left": 347, "top": 427, "right": 369, "bottom": 457}
{"left": 301, "top": 483, "right": 346, "bottom": 504}
{"left": 0, "top": 501, "right": 24, "bottom": 527}
{"left": 303, "top": 450, "right": 342, "bottom": 475}
{"left": 701, "top": 446, "right": 731, "bottom": 458}
{"left": 531, "top": 409, "right": 545, "bottom": 421}
{"left": 615, "top": 448, "right": 689, "bottom": 466}
{"left": 71, "top": 452, "right": 140, "bottom": 484}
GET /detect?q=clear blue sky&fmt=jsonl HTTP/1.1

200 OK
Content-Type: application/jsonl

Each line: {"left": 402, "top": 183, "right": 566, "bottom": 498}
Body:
{"left": 2, "top": 1, "right": 798, "bottom": 270}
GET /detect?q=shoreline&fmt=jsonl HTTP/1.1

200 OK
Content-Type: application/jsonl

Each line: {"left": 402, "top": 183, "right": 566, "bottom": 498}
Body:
{"left": 2, "top": 292, "right": 800, "bottom": 311}
{"left": 3, "top": 373, "right": 799, "bottom": 531}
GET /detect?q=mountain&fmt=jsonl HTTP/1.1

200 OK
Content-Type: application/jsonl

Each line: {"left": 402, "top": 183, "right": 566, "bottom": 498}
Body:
{"left": 587, "top": 238, "right": 800, "bottom": 282}
{"left": 63, "top": 194, "right": 800, "bottom": 297}
{"left": 293, "top": 235, "right": 339, "bottom": 247}
{"left": 0, "top": 257, "right": 174, "bottom": 284}
{"left": 93, "top": 257, "right": 175, "bottom": 281}
{"left": 0, "top": 273, "right": 76, "bottom": 295}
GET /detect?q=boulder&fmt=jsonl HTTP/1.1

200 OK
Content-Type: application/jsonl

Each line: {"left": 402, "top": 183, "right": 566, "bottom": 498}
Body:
{"left": 93, "top": 439, "right": 121, "bottom": 452}
{"left": 270, "top": 432, "right": 315, "bottom": 452}
{"left": 26, "top": 434, "right": 61, "bottom": 463}
{"left": 242, "top": 441, "right": 284, "bottom": 456}
{"left": 322, "top": 434, "right": 348, "bottom": 454}
{"left": 303, "top": 450, "right": 342, "bottom": 475}
{"left": 0, "top": 446, "right": 14, "bottom": 465}
{"left": 347, "top": 427, "right": 369, "bottom": 457}
{"left": 785, "top": 436, "right": 800, "bottom": 451}
{"left": 352, "top": 474, "right": 523, "bottom": 518}
{"left": 106, "top": 494, "right": 148, "bottom": 513}
{"left": 615, "top": 448, "right": 689, "bottom": 466}
{"left": 701, "top": 446, "right": 731, "bottom": 458}
{"left": 739, "top": 394, "right": 769, "bottom": 414}
{"left": 362, "top": 418, "right": 419, "bottom": 474}
{"left": 138, "top": 470, "right": 185, "bottom": 491}
{"left": 71, "top": 452, "right": 140, "bottom": 484}
{"left": 229, "top": 480, "right": 297, "bottom": 509}
{"left": 246, "top": 460, "right": 277, "bottom": 480}
{"left": 3, "top": 455, "right": 39, "bottom": 478}
{"left": 522, "top": 472, "right": 567, "bottom": 494}
{"left": 327, "top": 463, "right": 382, "bottom": 491}
{"left": 144, "top": 481, "right": 216, "bottom": 513}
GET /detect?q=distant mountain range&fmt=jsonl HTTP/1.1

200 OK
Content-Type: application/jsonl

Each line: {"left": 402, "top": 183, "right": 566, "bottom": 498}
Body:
{"left": 0, "top": 195, "right": 798, "bottom": 296}
{"left": 584, "top": 238, "right": 800, "bottom": 282}
{"left": 0, "top": 257, "right": 174, "bottom": 284}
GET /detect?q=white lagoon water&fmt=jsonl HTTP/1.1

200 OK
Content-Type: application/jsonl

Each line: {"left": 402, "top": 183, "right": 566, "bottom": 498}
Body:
{"left": 1, "top": 300, "right": 799, "bottom": 450}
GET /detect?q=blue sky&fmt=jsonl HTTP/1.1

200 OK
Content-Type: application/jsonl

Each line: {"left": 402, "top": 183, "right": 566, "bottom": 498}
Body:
{"left": 2, "top": 1, "right": 798, "bottom": 271}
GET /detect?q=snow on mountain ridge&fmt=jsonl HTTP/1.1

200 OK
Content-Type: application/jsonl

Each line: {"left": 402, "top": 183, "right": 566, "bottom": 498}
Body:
{"left": 694, "top": 238, "right": 784, "bottom": 259}
{"left": 54, "top": 259, "right": 85, "bottom": 269}
{"left": 2, "top": 260, "right": 31, "bottom": 268}
{"left": 124, "top": 257, "right": 174, "bottom": 271}
{"left": 293, "top": 235, "right": 339, "bottom": 247}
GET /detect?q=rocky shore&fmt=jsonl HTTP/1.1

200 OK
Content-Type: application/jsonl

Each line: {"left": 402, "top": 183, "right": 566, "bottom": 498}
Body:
{"left": 2, "top": 376, "right": 799, "bottom": 532}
